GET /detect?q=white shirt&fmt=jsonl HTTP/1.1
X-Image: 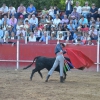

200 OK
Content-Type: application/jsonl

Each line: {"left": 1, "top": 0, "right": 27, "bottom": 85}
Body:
{"left": 1, "top": 6, "right": 8, "bottom": 13}
{"left": 75, "top": 6, "right": 82, "bottom": 14}
{"left": 29, "top": 17, "right": 38, "bottom": 26}
{"left": 89, "top": 29, "right": 98, "bottom": 35}
{"left": 29, "top": 36, "right": 36, "bottom": 42}
{"left": 82, "top": 6, "right": 90, "bottom": 14}
{"left": 8, "top": 7, "right": 16, "bottom": 14}
{"left": 53, "top": 18, "right": 61, "bottom": 26}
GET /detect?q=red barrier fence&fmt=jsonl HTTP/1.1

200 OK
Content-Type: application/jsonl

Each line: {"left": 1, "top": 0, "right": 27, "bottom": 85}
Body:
{"left": 0, "top": 42, "right": 99, "bottom": 69}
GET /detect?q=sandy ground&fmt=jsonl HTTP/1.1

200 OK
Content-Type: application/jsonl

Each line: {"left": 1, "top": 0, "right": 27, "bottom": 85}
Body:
{"left": 0, "top": 67, "right": 100, "bottom": 100}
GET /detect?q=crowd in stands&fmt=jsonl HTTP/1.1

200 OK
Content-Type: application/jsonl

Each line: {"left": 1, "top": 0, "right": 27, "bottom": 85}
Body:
{"left": 0, "top": 1, "right": 100, "bottom": 45}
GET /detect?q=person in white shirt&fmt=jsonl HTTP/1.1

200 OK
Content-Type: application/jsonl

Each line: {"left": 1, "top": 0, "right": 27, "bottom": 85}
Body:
{"left": 48, "top": 6, "right": 54, "bottom": 18}
{"left": 8, "top": 5, "right": 16, "bottom": 18}
{"left": 28, "top": 32, "right": 36, "bottom": 42}
{"left": 82, "top": 1, "right": 90, "bottom": 17}
{"left": 53, "top": 15, "right": 61, "bottom": 27}
{"left": 1, "top": 3, "right": 8, "bottom": 18}
{"left": 29, "top": 14, "right": 38, "bottom": 31}
{"left": 74, "top": 1, "right": 82, "bottom": 14}
{"left": 89, "top": 26, "right": 98, "bottom": 40}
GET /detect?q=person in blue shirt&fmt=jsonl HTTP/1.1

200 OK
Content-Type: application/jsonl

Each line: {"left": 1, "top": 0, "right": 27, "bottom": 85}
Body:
{"left": 27, "top": 3, "right": 36, "bottom": 15}
{"left": 45, "top": 42, "right": 66, "bottom": 83}
{"left": 0, "top": 26, "right": 3, "bottom": 39}
{"left": 39, "top": 31, "right": 50, "bottom": 42}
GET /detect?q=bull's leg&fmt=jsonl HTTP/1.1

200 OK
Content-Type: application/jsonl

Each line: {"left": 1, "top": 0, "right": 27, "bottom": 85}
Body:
{"left": 38, "top": 71, "right": 43, "bottom": 78}
{"left": 30, "top": 68, "right": 38, "bottom": 80}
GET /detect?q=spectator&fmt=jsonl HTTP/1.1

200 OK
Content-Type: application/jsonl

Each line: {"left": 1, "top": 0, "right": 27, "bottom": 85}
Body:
{"left": 89, "top": 26, "right": 98, "bottom": 40}
{"left": 89, "top": 3, "right": 98, "bottom": 20}
{"left": 2, "top": 21, "right": 8, "bottom": 32}
{"left": 75, "top": 1, "right": 82, "bottom": 14}
{"left": 48, "top": 6, "right": 54, "bottom": 18}
{"left": 40, "top": 7, "right": 48, "bottom": 17}
{"left": 0, "top": 3, "right": 8, "bottom": 18}
{"left": 61, "top": 15, "right": 69, "bottom": 24}
{"left": 29, "top": 14, "right": 38, "bottom": 31}
{"left": 2, "top": 15, "right": 9, "bottom": 25}
{"left": 79, "top": 16, "right": 88, "bottom": 26}
{"left": 24, "top": 20, "right": 30, "bottom": 31}
{"left": 82, "top": 1, "right": 90, "bottom": 18}
{"left": 9, "top": 15, "right": 17, "bottom": 32}
{"left": 27, "top": 3, "right": 36, "bottom": 15}
{"left": 8, "top": 4, "right": 16, "bottom": 18}
{"left": 16, "top": 3, "right": 27, "bottom": 19}
{"left": 70, "top": 7, "right": 80, "bottom": 20}
{"left": 50, "top": 32, "right": 57, "bottom": 40}
{"left": 0, "top": 26, "right": 3, "bottom": 38}
{"left": 57, "top": 32, "right": 64, "bottom": 40}
{"left": 28, "top": 32, "right": 36, "bottom": 42}
{"left": 39, "top": 31, "right": 50, "bottom": 42}
{"left": 86, "top": 39, "right": 94, "bottom": 45}
{"left": 54, "top": 6, "right": 60, "bottom": 17}
{"left": 97, "top": 8, "right": 100, "bottom": 18}
{"left": 65, "top": 0, "right": 73, "bottom": 16}
{"left": 10, "top": 31, "right": 17, "bottom": 39}
{"left": 53, "top": 14, "right": 61, "bottom": 27}
{"left": 16, "top": 25, "right": 25, "bottom": 39}
{"left": 34, "top": 28, "right": 41, "bottom": 41}
{"left": 39, "top": 15, "right": 46, "bottom": 24}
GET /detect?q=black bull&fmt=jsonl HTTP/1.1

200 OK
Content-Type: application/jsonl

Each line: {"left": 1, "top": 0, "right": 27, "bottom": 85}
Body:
{"left": 23, "top": 56, "right": 71, "bottom": 80}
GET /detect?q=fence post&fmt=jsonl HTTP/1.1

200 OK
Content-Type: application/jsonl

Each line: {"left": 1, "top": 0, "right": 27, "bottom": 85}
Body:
{"left": 16, "top": 40, "right": 19, "bottom": 70}
{"left": 97, "top": 31, "right": 100, "bottom": 72}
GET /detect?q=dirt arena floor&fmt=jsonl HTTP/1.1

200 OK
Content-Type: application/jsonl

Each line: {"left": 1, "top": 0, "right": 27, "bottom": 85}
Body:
{"left": 0, "top": 67, "right": 100, "bottom": 100}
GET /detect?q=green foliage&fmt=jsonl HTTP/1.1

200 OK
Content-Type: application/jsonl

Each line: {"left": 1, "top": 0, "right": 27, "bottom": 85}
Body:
{"left": 0, "top": 0, "right": 100, "bottom": 10}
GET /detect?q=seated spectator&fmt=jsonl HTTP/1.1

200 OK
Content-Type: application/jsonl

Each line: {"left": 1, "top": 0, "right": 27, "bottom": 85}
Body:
{"left": 89, "top": 26, "right": 98, "bottom": 40}
{"left": 39, "top": 15, "right": 46, "bottom": 24}
{"left": 74, "top": 1, "right": 82, "bottom": 15}
{"left": 89, "top": 17, "right": 95, "bottom": 26}
{"left": 89, "top": 3, "right": 98, "bottom": 20}
{"left": 29, "top": 14, "right": 38, "bottom": 31}
{"left": 96, "top": 17, "right": 100, "bottom": 29}
{"left": 54, "top": 6, "right": 60, "bottom": 17}
{"left": 34, "top": 28, "right": 41, "bottom": 41}
{"left": 46, "top": 15, "right": 53, "bottom": 24}
{"left": 97, "top": 8, "right": 100, "bottom": 18}
{"left": 10, "top": 31, "right": 17, "bottom": 40}
{"left": 28, "top": 32, "right": 36, "bottom": 42}
{"left": 9, "top": 15, "right": 17, "bottom": 32}
{"left": 61, "top": 15, "right": 69, "bottom": 24}
{"left": 24, "top": 14, "right": 31, "bottom": 24}
{"left": 0, "top": 3, "right": 8, "bottom": 18}
{"left": 2, "top": 15, "right": 9, "bottom": 25}
{"left": 24, "top": 20, "right": 30, "bottom": 31}
{"left": 82, "top": 1, "right": 90, "bottom": 18}
{"left": 16, "top": 21, "right": 23, "bottom": 31}
{"left": 3, "top": 31, "right": 10, "bottom": 42}
{"left": 50, "top": 32, "right": 57, "bottom": 40}
{"left": 8, "top": 4, "right": 16, "bottom": 18}
{"left": 40, "top": 7, "right": 48, "bottom": 17}
{"left": 57, "top": 32, "right": 64, "bottom": 40}
{"left": 48, "top": 6, "right": 54, "bottom": 18}
{"left": 0, "top": 26, "right": 3, "bottom": 38}
{"left": 27, "top": 3, "right": 36, "bottom": 15}
{"left": 16, "top": 3, "right": 27, "bottom": 19}
{"left": 0, "top": 17, "right": 3, "bottom": 26}
{"left": 16, "top": 25, "right": 25, "bottom": 39}
{"left": 86, "top": 39, "right": 94, "bottom": 45}
{"left": 70, "top": 7, "right": 80, "bottom": 20}
{"left": 79, "top": 15, "right": 88, "bottom": 26}
{"left": 39, "top": 31, "right": 50, "bottom": 42}
{"left": 64, "top": 30, "right": 73, "bottom": 40}
{"left": 53, "top": 14, "right": 61, "bottom": 27}
{"left": 38, "top": 23, "right": 44, "bottom": 30}
{"left": 2, "top": 21, "right": 8, "bottom": 32}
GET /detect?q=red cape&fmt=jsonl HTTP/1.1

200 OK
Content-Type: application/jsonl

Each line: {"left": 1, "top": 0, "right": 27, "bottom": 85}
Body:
{"left": 66, "top": 48, "right": 94, "bottom": 69}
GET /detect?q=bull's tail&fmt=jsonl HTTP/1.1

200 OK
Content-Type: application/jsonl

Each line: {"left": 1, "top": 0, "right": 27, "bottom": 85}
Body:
{"left": 23, "top": 56, "right": 40, "bottom": 70}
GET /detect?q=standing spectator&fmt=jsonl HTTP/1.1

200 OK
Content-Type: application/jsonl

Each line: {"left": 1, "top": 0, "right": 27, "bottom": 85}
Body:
{"left": 65, "top": 0, "right": 73, "bottom": 16}
{"left": 27, "top": 3, "right": 36, "bottom": 16}
{"left": 29, "top": 14, "right": 38, "bottom": 31}
{"left": 16, "top": 3, "right": 27, "bottom": 19}
{"left": 8, "top": 5, "right": 16, "bottom": 18}
{"left": 82, "top": 1, "right": 90, "bottom": 18}
{"left": 0, "top": 3, "right": 8, "bottom": 18}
